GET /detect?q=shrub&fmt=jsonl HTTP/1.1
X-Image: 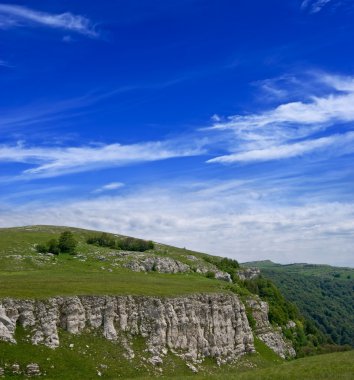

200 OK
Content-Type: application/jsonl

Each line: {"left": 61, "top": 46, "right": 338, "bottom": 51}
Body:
{"left": 47, "top": 239, "right": 60, "bottom": 255}
{"left": 35, "top": 244, "right": 48, "bottom": 253}
{"left": 203, "top": 256, "right": 240, "bottom": 282}
{"left": 87, "top": 233, "right": 154, "bottom": 252}
{"left": 205, "top": 271, "right": 215, "bottom": 279}
{"left": 58, "top": 231, "right": 77, "bottom": 254}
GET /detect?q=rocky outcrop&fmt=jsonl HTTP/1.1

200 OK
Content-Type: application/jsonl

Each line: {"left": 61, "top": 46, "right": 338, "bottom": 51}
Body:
{"left": 246, "top": 298, "right": 295, "bottom": 358}
{"left": 0, "top": 294, "right": 255, "bottom": 365}
{"left": 215, "top": 271, "right": 232, "bottom": 283}
{"left": 236, "top": 268, "right": 260, "bottom": 281}
{"left": 124, "top": 257, "right": 190, "bottom": 273}
{"left": 26, "top": 363, "right": 41, "bottom": 376}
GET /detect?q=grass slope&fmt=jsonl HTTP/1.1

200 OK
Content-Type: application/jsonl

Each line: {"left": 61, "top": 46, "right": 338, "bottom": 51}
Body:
{"left": 244, "top": 261, "right": 354, "bottom": 346}
{"left": 0, "top": 225, "right": 230, "bottom": 298}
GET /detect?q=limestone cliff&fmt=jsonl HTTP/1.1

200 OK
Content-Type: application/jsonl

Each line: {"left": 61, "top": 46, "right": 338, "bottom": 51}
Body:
{"left": 0, "top": 294, "right": 255, "bottom": 366}
{"left": 247, "top": 298, "right": 296, "bottom": 358}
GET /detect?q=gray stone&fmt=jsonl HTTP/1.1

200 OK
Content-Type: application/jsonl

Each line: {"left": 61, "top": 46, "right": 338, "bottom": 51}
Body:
{"left": 246, "top": 298, "right": 296, "bottom": 358}
{"left": 11, "top": 364, "right": 21, "bottom": 374}
{"left": 125, "top": 257, "right": 190, "bottom": 274}
{"left": 236, "top": 268, "right": 260, "bottom": 281}
{"left": 0, "top": 294, "right": 255, "bottom": 365}
{"left": 26, "top": 363, "right": 41, "bottom": 376}
{"left": 215, "top": 271, "right": 232, "bottom": 282}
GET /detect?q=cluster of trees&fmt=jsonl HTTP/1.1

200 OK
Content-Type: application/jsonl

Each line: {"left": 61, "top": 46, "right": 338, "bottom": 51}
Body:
{"left": 36, "top": 231, "right": 77, "bottom": 255}
{"left": 86, "top": 233, "right": 154, "bottom": 252}
{"left": 260, "top": 268, "right": 354, "bottom": 347}
{"left": 204, "top": 256, "right": 240, "bottom": 282}
{"left": 242, "top": 275, "right": 352, "bottom": 356}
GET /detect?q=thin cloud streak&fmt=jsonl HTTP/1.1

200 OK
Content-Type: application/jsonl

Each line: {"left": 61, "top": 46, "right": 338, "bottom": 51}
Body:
{"left": 0, "top": 140, "right": 204, "bottom": 179}
{"left": 93, "top": 182, "right": 125, "bottom": 193}
{"left": 301, "top": 0, "right": 333, "bottom": 13}
{"left": 207, "top": 73, "right": 354, "bottom": 164}
{"left": 208, "top": 131, "right": 354, "bottom": 163}
{"left": 0, "top": 4, "right": 98, "bottom": 37}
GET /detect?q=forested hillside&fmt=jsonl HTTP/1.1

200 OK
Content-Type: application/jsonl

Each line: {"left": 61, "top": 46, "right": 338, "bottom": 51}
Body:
{"left": 244, "top": 261, "right": 354, "bottom": 347}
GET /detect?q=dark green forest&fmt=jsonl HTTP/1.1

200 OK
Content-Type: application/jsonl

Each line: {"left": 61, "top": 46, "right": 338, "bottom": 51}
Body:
{"left": 244, "top": 262, "right": 354, "bottom": 347}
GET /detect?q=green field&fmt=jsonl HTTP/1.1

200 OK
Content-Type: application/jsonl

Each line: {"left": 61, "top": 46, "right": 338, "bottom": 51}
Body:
{"left": 1, "top": 226, "right": 352, "bottom": 379}
{"left": 0, "top": 225, "right": 229, "bottom": 298}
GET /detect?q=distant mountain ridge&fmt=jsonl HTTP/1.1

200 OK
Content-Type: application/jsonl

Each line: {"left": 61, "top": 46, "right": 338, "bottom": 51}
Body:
{"left": 243, "top": 260, "right": 354, "bottom": 347}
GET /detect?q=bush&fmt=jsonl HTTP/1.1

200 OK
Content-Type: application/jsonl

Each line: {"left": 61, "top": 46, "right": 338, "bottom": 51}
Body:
{"left": 35, "top": 231, "right": 76, "bottom": 255}
{"left": 87, "top": 233, "right": 154, "bottom": 252}
{"left": 203, "top": 256, "right": 240, "bottom": 282}
{"left": 87, "top": 233, "right": 116, "bottom": 248}
{"left": 205, "top": 271, "right": 215, "bottom": 279}
{"left": 58, "top": 231, "right": 77, "bottom": 254}
{"left": 47, "top": 239, "right": 60, "bottom": 255}
{"left": 35, "top": 244, "right": 48, "bottom": 254}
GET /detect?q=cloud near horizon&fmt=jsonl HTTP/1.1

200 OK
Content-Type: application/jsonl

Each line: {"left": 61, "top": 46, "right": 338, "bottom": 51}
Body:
{"left": 1, "top": 180, "right": 353, "bottom": 266}
{"left": 0, "top": 4, "right": 98, "bottom": 37}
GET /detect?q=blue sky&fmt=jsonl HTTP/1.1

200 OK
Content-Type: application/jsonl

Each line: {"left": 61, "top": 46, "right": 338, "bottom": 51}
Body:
{"left": 1, "top": 0, "right": 354, "bottom": 266}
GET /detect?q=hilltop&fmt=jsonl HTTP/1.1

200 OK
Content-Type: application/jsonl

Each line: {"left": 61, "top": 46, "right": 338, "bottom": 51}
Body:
{"left": 0, "top": 225, "right": 351, "bottom": 379}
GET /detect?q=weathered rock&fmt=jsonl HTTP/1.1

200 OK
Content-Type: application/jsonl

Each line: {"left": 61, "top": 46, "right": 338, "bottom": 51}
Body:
{"left": 11, "top": 364, "right": 21, "bottom": 374}
{"left": 215, "top": 271, "right": 232, "bottom": 283}
{"left": 286, "top": 320, "right": 296, "bottom": 329}
{"left": 26, "top": 363, "right": 41, "bottom": 376}
{"left": 236, "top": 268, "right": 260, "bottom": 281}
{"left": 125, "top": 257, "right": 190, "bottom": 273}
{"left": 246, "top": 298, "right": 296, "bottom": 358}
{"left": 0, "top": 294, "right": 255, "bottom": 365}
{"left": 0, "top": 367, "right": 4, "bottom": 376}
{"left": 186, "top": 255, "right": 198, "bottom": 261}
{"left": 0, "top": 305, "right": 16, "bottom": 343}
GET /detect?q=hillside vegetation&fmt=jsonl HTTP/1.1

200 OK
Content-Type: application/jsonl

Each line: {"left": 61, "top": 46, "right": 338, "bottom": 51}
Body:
{"left": 0, "top": 225, "right": 226, "bottom": 298}
{"left": 244, "top": 261, "right": 354, "bottom": 347}
{"left": 0, "top": 225, "right": 351, "bottom": 379}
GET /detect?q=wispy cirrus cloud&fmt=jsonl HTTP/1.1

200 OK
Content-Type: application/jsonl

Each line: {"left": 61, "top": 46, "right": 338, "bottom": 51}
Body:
{"left": 207, "top": 73, "right": 354, "bottom": 164}
{"left": 208, "top": 132, "right": 354, "bottom": 163}
{"left": 0, "top": 140, "right": 204, "bottom": 179}
{"left": 93, "top": 182, "right": 125, "bottom": 193}
{"left": 301, "top": 0, "right": 333, "bottom": 13}
{"left": 0, "top": 4, "right": 98, "bottom": 37}
{"left": 0, "top": 59, "right": 11, "bottom": 67}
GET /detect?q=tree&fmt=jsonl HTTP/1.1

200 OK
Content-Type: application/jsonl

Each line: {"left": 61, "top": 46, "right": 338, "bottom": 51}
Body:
{"left": 58, "top": 231, "right": 77, "bottom": 254}
{"left": 47, "top": 239, "right": 60, "bottom": 255}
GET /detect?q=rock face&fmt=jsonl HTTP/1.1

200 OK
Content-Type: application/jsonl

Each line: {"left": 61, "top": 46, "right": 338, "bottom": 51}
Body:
{"left": 124, "top": 257, "right": 190, "bottom": 273}
{"left": 215, "top": 271, "right": 232, "bottom": 283}
{"left": 0, "top": 294, "right": 255, "bottom": 365}
{"left": 246, "top": 298, "right": 296, "bottom": 358}
{"left": 236, "top": 268, "right": 260, "bottom": 281}
{"left": 26, "top": 363, "right": 41, "bottom": 376}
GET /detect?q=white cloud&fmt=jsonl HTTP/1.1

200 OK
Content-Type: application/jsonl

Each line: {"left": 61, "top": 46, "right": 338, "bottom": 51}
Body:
{"left": 1, "top": 181, "right": 353, "bottom": 267}
{"left": 0, "top": 59, "right": 11, "bottom": 67}
{"left": 0, "top": 4, "right": 97, "bottom": 37}
{"left": 207, "top": 73, "right": 354, "bottom": 163}
{"left": 0, "top": 140, "right": 204, "bottom": 178}
{"left": 301, "top": 0, "right": 332, "bottom": 13}
{"left": 208, "top": 131, "right": 354, "bottom": 163}
{"left": 93, "top": 182, "right": 125, "bottom": 193}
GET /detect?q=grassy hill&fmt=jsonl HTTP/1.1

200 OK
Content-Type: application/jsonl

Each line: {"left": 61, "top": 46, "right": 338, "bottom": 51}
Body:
{"left": 0, "top": 225, "right": 229, "bottom": 298}
{"left": 243, "top": 260, "right": 354, "bottom": 347}
{"left": 0, "top": 226, "right": 352, "bottom": 378}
